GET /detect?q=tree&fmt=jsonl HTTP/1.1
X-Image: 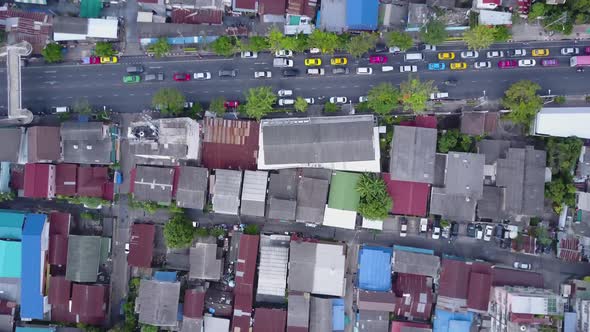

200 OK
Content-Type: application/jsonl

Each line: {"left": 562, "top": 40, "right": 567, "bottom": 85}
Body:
{"left": 163, "top": 213, "right": 195, "bottom": 249}
{"left": 463, "top": 25, "right": 496, "bottom": 50}
{"left": 385, "top": 31, "right": 413, "bottom": 51}
{"left": 399, "top": 77, "right": 436, "bottom": 113}
{"left": 210, "top": 36, "right": 237, "bottom": 56}
{"left": 73, "top": 99, "right": 93, "bottom": 114}
{"left": 244, "top": 224, "right": 260, "bottom": 235}
{"left": 324, "top": 102, "right": 339, "bottom": 113}
{"left": 209, "top": 227, "right": 226, "bottom": 238}
{"left": 356, "top": 173, "right": 392, "bottom": 220}
{"left": 291, "top": 33, "right": 309, "bottom": 52}
{"left": 140, "top": 325, "right": 158, "bottom": 332}
{"left": 437, "top": 129, "right": 473, "bottom": 153}
{"left": 95, "top": 42, "right": 116, "bottom": 57}
{"left": 420, "top": 20, "right": 448, "bottom": 45}
{"left": 0, "top": 191, "right": 15, "bottom": 202}
{"left": 42, "top": 43, "right": 63, "bottom": 63}
{"left": 346, "top": 32, "right": 378, "bottom": 58}
{"left": 493, "top": 25, "right": 511, "bottom": 42}
{"left": 209, "top": 96, "right": 226, "bottom": 116}
{"left": 243, "top": 86, "right": 277, "bottom": 120}
{"left": 307, "top": 30, "right": 340, "bottom": 54}
{"left": 528, "top": 2, "right": 547, "bottom": 21}
{"left": 367, "top": 83, "right": 400, "bottom": 116}
{"left": 294, "top": 97, "right": 309, "bottom": 113}
{"left": 241, "top": 36, "right": 269, "bottom": 52}
{"left": 546, "top": 137, "right": 583, "bottom": 175}
{"left": 152, "top": 88, "right": 186, "bottom": 116}
{"left": 502, "top": 80, "right": 543, "bottom": 127}
{"left": 268, "top": 27, "right": 286, "bottom": 52}
{"left": 545, "top": 174, "right": 576, "bottom": 213}
{"left": 194, "top": 228, "right": 209, "bottom": 237}
{"left": 148, "top": 38, "right": 171, "bottom": 58}
{"left": 186, "top": 102, "right": 203, "bottom": 119}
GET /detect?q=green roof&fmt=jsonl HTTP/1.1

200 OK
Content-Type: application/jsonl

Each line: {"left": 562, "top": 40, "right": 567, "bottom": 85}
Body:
{"left": 328, "top": 172, "right": 361, "bottom": 211}
{"left": 80, "top": 0, "right": 102, "bottom": 18}
{"left": 0, "top": 211, "right": 25, "bottom": 240}
{"left": 0, "top": 240, "right": 21, "bottom": 278}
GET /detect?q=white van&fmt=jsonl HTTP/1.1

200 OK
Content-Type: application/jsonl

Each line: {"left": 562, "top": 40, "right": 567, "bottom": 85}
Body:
{"left": 51, "top": 106, "right": 70, "bottom": 113}
{"left": 404, "top": 53, "right": 424, "bottom": 61}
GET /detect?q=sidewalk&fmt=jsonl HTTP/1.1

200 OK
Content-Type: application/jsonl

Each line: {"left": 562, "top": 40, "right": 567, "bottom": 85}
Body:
{"left": 511, "top": 22, "right": 590, "bottom": 42}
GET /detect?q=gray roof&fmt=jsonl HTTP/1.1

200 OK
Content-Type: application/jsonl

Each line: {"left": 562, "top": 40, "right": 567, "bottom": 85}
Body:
{"left": 134, "top": 166, "right": 174, "bottom": 204}
{"left": 0, "top": 278, "right": 20, "bottom": 302}
{"left": 240, "top": 170, "right": 268, "bottom": 217}
{"left": 133, "top": 142, "right": 188, "bottom": 166}
{"left": 176, "top": 166, "right": 208, "bottom": 209}
{"left": 477, "top": 186, "right": 508, "bottom": 221}
{"left": 261, "top": 116, "right": 376, "bottom": 166}
{"left": 433, "top": 153, "right": 447, "bottom": 187}
{"left": 189, "top": 239, "right": 223, "bottom": 281}
{"left": 181, "top": 317, "right": 203, "bottom": 332}
{"left": 301, "top": 168, "right": 332, "bottom": 180}
{"left": 318, "top": 0, "right": 346, "bottom": 32}
{"left": 137, "top": 279, "right": 181, "bottom": 327}
{"left": 65, "top": 235, "right": 101, "bottom": 283}
{"left": 268, "top": 197, "right": 297, "bottom": 220}
{"left": 309, "top": 296, "right": 333, "bottom": 332}
{"left": 444, "top": 152, "right": 485, "bottom": 199}
{"left": 577, "top": 146, "right": 590, "bottom": 179}
{"left": 0, "top": 313, "right": 13, "bottom": 332}
{"left": 61, "top": 121, "right": 105, "bottom": 141}
{"left": 296, "top": 177, "right": 329, "bottom": 224}
{"left": 287, "top": 292, "right": 310, "bottom": 329}
{"left": 256, "top": 234, "right": 290, "bottom": 302}
{"left": 0, "top": 129, "right": 22, "bottom": 163}
{"left": 357, "top": 310, "right": 390, "bottom": 332}
{"left": 392, "top": 250, "right": 440, "bottom": 278}
{"left": 288, "top": 241, "right": 346, "bottom": 296}
{"left": 53, "top": 16, "right": 88, "bottom": 35}
{"left": 390, "top": 126, "right": 437, "bottom": 184}
{"left": 429, "top": 187, "right": 477, "bottom": 221}
{"left": 170, "top": 0, "right": 225, "bottom": 9}
{"left": 61, "top": 122, "right": 111, "bottom": 164}
{"left": 212, "top": 169, "right": 242, "bottom": 215}
{"left": 477, "top": 139, "right": 511, "bottom": 164}
{"left": 267, "top": 171, "right": 298, "bottom": 220}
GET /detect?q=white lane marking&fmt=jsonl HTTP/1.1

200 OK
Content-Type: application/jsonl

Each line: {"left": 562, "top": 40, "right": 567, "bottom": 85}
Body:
{"left": 149, "top": 66, "right": 162, "bottom": 69}
{"left": 44, "top": 70, "right": 56, "bottom": 73}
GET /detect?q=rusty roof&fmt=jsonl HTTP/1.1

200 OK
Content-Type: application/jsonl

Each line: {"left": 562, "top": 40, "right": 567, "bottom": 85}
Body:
{"left": 127, "top": 223, "right": 155, "bottom": 268}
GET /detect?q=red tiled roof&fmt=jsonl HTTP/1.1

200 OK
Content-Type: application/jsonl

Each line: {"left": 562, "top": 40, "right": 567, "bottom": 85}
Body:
{"left": 127, "top": 223, "right": 155, "bottom": 268}
{"left": 392, "top": 273, "right": 434, "bottom": 321}
{"left": 49, "top": 234, "right": 68, "bottom": 266}
{"left": 71, "top": 283, "right": 108, "bottom": 325}
{"left": 390, "top": 321, "right": 431, "bottom": 332}
{"left": 24, "top": 164, "right": 53, "bottom": 198}
{"left": 253, "top": 308, "right": 287, "bottom": 332}
{"left": 466, "top": 272, "right": 491, "bottom": 311}
{"left": 77, "top": 166, "right": 108, "bottom": 198}
{"left": 492, "top": 267, "right": 544, "bottom": 288}
{"left": 49, "top": 212, "right": 71, "bottom": 235}
{"left": 202, "top": 119, "right": 259, "bottom": 171}
{"left": 55, "top": 164, "right": 78, "bottom": 196}
{"left": 559, "top": 236, "right": 581, "bottom": 262}
{"left": 171, "top": 8, "right": 223, "bottom": 25}
{"left": 184, "top": 289, "right": 205, "bottom": 319}
{"left": 286, "top": 0, "right": 318, "bottom": 17}
{"left": 439, "top": 259, "right": 471, "bottom": 299}
{"left": 48, "top": 275, "right": 71, "bottom": 306}
{"left": 383, "top": 175, "right": 429, "bottom": 216}
{"left": 258, "top": 0, "right": 287, "bottom": 15}
{"left": 235, "top": 0, "right": 257, "bottom": 10}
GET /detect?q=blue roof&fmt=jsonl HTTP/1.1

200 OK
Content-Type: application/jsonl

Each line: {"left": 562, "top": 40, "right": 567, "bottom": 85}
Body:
{"left": 433, "top": 308, "right": 474, "bottom": 332}
{"left": 563, "top": 312, "right": 576, "bottom": 332}
{"left": 21, "top": 214, "right": 47, "bottom": 320}
{"left": 346, "top": 0, "right": 379, "bottom": 31}
{"left": 0, "top": 241, "right": 21, "bottom": 277}
{"left": 154, "top": 271, "right": 177, "bottom": 282}
{"left": 16, "top": 328, "right": 56, "bottom": 332}
{"left": 0, "top": 211, "right": 25, "bottom": 240}
{"left": 358, "top": 246, "right": 392, "bottom": 291}
{"left": 394, "top": 245, "right": 435, "bottom": 255}
{"left": 332, "top": 298, "right": 345, "bottom": 331}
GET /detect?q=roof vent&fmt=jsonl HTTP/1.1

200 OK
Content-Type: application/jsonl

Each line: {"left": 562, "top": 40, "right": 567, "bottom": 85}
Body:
{"left": 86, "top": 145, "right": 93, "bottom": 150}
{"left": 73, "top": 144, "right": 78, "bottom": 149}
{"left": 520, "top": 325, "right": 527, "bottom": 331}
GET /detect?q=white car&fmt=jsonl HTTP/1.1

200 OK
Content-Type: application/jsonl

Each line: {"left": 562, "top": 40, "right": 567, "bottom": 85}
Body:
{"left": 241, "top": 51, "right": 258, "bottom": 58}
{"left": 356, "top": 67, "right": 373, "bottom": 75}
{"left": 254, "top": 71, "right": 272, "bottom": 79}
{"left": 476, "top": 228, "right": 483, "bottom": 240}
{"left": 474, "top": 61, "right": 492, "bottom": 69}
{"left": 124, "top": 242, "right": 130, "bottom": 254}
{"left": 486, "top": 50, "right": 504, "bottom": 58}
{"left": 358, "top": 96, "right": 368, "bottom": 103}
{"left": 420, "top": 218, "right": 428, "bottom": 233}
{"left": 484, "top": 225, "right": 494, "bottom": 241}
{"left": 561, "top": 47, "right": 579, "bottom": 55}
{"left": 275, "top": 50, "right": 293, "bottom": 57}
{"left": 509, "top": 49, "right": 526, "bottom": 57}
{"left": 432, "top": 226, "right": 441, "bottom": 239}
{"left": 429, "top": 92, "right": 449, "bottom": 100}
{"left": 400, "top": 223, "right": 408, "bottom": 237}
{"left": 400, "top": 65, "right": 418, "bottom": 73}
{"left": 193, "top": 72, "right": 211, "bottom": 80}
{"left": 278, "top": 98, "right": 295, "bottom": 106}
{"left": 461, "top": 50, "right": 479, "bottom": 59}
{"left": 424, "top": 44, "right": 437, "bottom": 51}
{"left": 382, "top": 66, "right": 395, "bottom": 72}
{"left": 513, "top": 262, "right": 532, "bottom": 270}
{"left": 277, "top": 89, "right": 293, "bottom": 97}
{"left": 304, "top": 97, "right": 315, "bottom": 104}
{"left": 309, "top": 48, "right": 321, "bottom": 54}
{"left": 389, "top": 46, "right": 401, "bottom": 54}
{"left": 518, "top": 59, "right": 536, "bottom": 67}
{"left": 330, "top": 96, "right": 348, "bottom": 104}
{"left": 306, "top": 68, "right": 325, "bottom": 76}
{"left": 184, "top": 101, "right": 194, "bottom": 108}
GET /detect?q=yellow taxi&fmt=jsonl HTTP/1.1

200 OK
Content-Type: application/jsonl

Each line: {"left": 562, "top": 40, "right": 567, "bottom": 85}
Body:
{"left": 305, "top": 58, "right": 322, "bottom": 66}
{"left": 450, "top": 62, "right": 467, "bottom": 70}
{"left": 532, "top": 49, "right": 549, "bottom": 57}
{"left": 438, "top": 52, "right": 455, "bottom": 60}
{"left": 330, "top": 57, "right": 348, "bottom": 66}
{"left": 100, "top": 56, "right": 118, "bottom": 64}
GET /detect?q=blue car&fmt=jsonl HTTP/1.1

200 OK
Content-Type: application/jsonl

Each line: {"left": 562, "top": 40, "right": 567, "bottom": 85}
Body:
{"left": 428, "top": 63, "right": 446, "bottom": 71}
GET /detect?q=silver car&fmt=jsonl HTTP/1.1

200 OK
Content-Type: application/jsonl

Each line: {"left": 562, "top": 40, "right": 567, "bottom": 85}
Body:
{"left": 399, "top": 65, "right": 417, "bottom": 73}
{"left": 518, "top": 59, "right": 536, "bottom": 67}
{"left": 194, "top": 72, "right": 211, "bottom": 80}
{"left": 241, "top": 51, "right": 258, "bottom": 58}
{"left": 474, "top": 61, "right": 492, "bottom": 69}
{"left": 460, "top": 50, "right": 479, "bottom": 59}
{"left": 330, "top": 96, "right": 348, "bottom": 104}
{"left": 486, "top": 50, "right": 504, "bottom": 58}
{"left": 561, "top": 47, "right": 579, "bottom": 55}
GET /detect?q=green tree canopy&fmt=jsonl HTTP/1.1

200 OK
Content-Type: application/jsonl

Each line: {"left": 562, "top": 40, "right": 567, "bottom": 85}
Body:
{"left": 545, "top": 174, "right": 576, "bottom": 213}
{"left": 546, "top": 137, "right": 583, "bottom": 175}
{"left": 437, "top": 129, "right": 473, "bottom": 153}
{"left": 420, "top": 20, "right": 448, "bottom": 45}
{"left": 290, "top": 33, "right": 309, "bottom": 52}
{"left": 528, "top": 2, "right": 547, "bottom": 21}
{"left": 356, "top": 173, "right": 392, "bottom": 220}
{"left": 73, "top": 99, "right": 93, "bottom": 114}
{"left": 243, "top": 86, "right": 277, "bottom": 120}
{"left": 502, "top": 80, "right": 543, "bottom": 127}
{"left": 324, "top": 102, "right": 339, "bottom": 113}
{"left": 400, "top": 77, "right": 436, "bottom": 113}
{"left": 152, "top": 88, "right": 186, "bottom": 116}
{"left": 163, "top": 213, "right": 195, "bottom": 249}
{"left": 241, "top": 36, "right": 269, "bottom": 52}
{"left": 186, "top": 102, "right": 203, "bottom": 119}
{"left": 294, "top": 97, "right": 309, "bottom": 113}
{"left": 493, "top": 25, "right": 511, "bottom": 42}
{"left": 244, "top": 224, "right": 260, "bottom": 235}
{"left": 140, "top": 325, "right": 158, "bottom": 332}
{"left": 385, "top": 31, "right": 414, "bottom": 51}
{"left": 95, "top": 42, "right": 116, "bottom": 57}
{"left": 42, "top": 43, "right": 63, "bottom": 63}
{"left": 148, "top": 38, "right": 171, "bottom": 58}
{"left": 307, "top": 30, "right": 340, "bottom": 54}
{"left": 464, "top": 25, "right": 496, "bottom": 50}
{"left": 346, "top": 32, "right": 378, "bottom": 58}
{"left": 367, "top": 83, "right": 400, "bottom": 116}
{"left": 268, "top": 27, "right": 286, "bottom": 51}
{"left": 210, "top": 36, "right": 237, "bottom": 56}
{"left": 209, "top": 96, "right": 226, "bottom": 116}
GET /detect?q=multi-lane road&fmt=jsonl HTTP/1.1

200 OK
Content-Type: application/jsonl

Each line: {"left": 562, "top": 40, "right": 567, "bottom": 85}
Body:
{"left": 0, "top": 40, "right": 588, "bottom": 113}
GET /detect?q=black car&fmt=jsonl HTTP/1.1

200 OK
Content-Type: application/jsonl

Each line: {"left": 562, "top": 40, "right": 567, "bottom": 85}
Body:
{"left": 450, "top": 222, "right": 459, "bottom": 237}
{"left": 466, "top": 223, "right": 476, "bottom": 237}
{"left": 282, "top": 69, "right": 299, "bottom": 77}
{"left": 493, "top": 224, "right": 504, "bottom": 239}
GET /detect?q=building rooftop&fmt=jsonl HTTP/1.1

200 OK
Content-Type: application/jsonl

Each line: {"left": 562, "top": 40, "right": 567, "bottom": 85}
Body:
{"left": 328, "top": 171, "right": 360, "bottom": 211}
{"left": 127, "top": 223, "right": 155, "bottom": 268}
{"left": 258, "top": 0, "right": 287, "bottom": 15}
{"left": 444, "top": 152, "right": 485, "bottom": 199}
{"left": 0, "top": 241, "right": 21, "bottom": 278}
{"left": 65, "top": 235, "right": 101, "bottom": 283}
{"left": 318, "top": 0, "right": 347, "bottom": 32}
{"left": 390, "top": 126, "right": 437, "bottom": 184}
{"left": 232, "top": 234, "right": 260, "bottom": 332}
{"left": 76, "top": 166, "right": 108, "bottom": 198}
{"left": 55, "top": 164, "right": 78, "bottom": 196}
{"left": 460, "top": 112, "right": 499, "bottom": 136}
{"left": 0, "top": 129, "right": 22, "bottom": 163}
{"left": 430, "top": 188, "right": 477, "bottom": 221}
{"left": 257, "top": 234, "right": 290, "bottom": 303}
{"left": 477, "top": 139, "right": 511, "bottom": 164}
{"left": 176, "top": 166, "right": 208, "bottom": 210}
{"left": 189, "top": 239, "right": 223, "bottom": 281}
{"left": 383, "top": 175, "right": 429, "bottom": 217}
{"left": 27, "top": 126, "right": 60, "bottom": 163}
{"left": 71, "top": 283, "right": 108, "bottom": 325}
{"left": 20, "top": 214, "right": 47, "bottom": 320}
{"left": 393, "top": 273, "right": 434, "bottom": 321}
{"left": 432, "top": 308, "right": 474, "bottom": 332}
{"left": 267, "top": 170, "right": 298, "bottom": 221}
{"left": 296, "top": 176, "right": 329, "bottom": 224}
{"left": 137, "top": 279, "right": 181, "bottom": 327}
{"left": 346, "top": 0, "right": 379, "bottom": 30}
{"left": 23, "top": 164, "right": 54, "bottom": 199}
{"left": 287, "top": 291, "right": 310, "bottom": 331}
{"left": 183, "top": 288, "right": 205, "bottom": 319}
{"left": 212, "top": 169, "right": 242, "bottom": 215}
{"left": 60, "top": 122, "right": 112, "bottom": 164}
{"left": 171, "top": 8, "right": 223, "bottom": 25}
{"left": 357, "top": 310, "right": 389, "bottom": 332}
{"left": 48, "top": 212, "right": 70, "bottom": 266}
{"left": 309, "top": 296, "right": 333, "bottom": 332}
{"left": 253, "top": 307, "right": 287, "bottom": 332}
{"left": 133, "top": 166, "right": 174, "bottom": 204}
{"left": 392, "top": 249, "right": 440, "bottom": 278}
{"left": 358, "top": 246, "right": 392, "bottom": 292}
{"left": 240, "top": 170, "right": 268, "bottom": 217}
{"left": 202, "top": 118, "right": 259, "bottom": 170}
{"left": 356, "top": 290, "right": 396, "bottom": 312}
{"left": 534, "top": 107, "right": 590, "bottom": 139}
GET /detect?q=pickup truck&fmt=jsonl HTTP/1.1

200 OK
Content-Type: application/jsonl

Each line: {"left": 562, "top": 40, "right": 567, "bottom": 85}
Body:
{"left": 273, "top": 58, "right": 294, "bottom": 68}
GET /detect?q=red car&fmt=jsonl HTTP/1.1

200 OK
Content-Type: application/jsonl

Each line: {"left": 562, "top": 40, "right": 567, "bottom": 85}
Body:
{"left": 369, "top": 55, "right": 388, "bottom": 64}
{"left": 173, "top": 73, "right": 191, "bottom": 81}
{"left": 585, "top": 46, "right": 590, "bottom": 55}
{"left": 90, "top": 56, "right": 100, "bottom": 64}
{"left": 541, "top": 59, "right": 558, "bottom": 67}
{"left": 498, "top": 60, "right": 517, "bottom": 69}
{"left": 224, "top": 100, "right": 239, "bottom": 109}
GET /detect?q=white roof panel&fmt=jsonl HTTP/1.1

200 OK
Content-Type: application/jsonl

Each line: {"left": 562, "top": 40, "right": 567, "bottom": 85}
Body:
{"left": 535, "top": 107, "right": 590, "bottom": 139}
{"left": 322, "top": 206, "right": 357, "bottom": 230}
{"left": 87, "top": 18, "right": 118, "bottom": 39}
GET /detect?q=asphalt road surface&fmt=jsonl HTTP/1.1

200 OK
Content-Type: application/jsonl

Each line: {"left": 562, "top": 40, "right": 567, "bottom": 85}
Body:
{"left": 0, "top": 41, "right": 589, "bottom": 113}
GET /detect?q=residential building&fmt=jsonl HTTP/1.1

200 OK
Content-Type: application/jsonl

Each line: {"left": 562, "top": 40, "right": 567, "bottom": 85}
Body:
{"left": 232, "top": 234, "right": 259, "bottom": 332}
{"left": 53, "top": 16, "right": 118, "bottom": 41}
{"left": 358, "top": 246, "right": 392, "bottom": 292}
{"left": 256, "top": 234, "right": 290, "bottom": 303}
{"left": 23, "top": 164, "right": 55, "bottom": 199}
{"left": 136, "top": 279, "right": 181, "bottom": 327}
{"left": 176, "top": 166, "right": 208, "bottom": 210}
{"left": 60, "top": 122, "right": 113, "bottom": 164}
{"left": 383, "top": 174, "right": 430, "bottom": 217}
{"left": 65, "top": 235, "right": 102, "bottom": 283}
{"left": 392, "top": 247, "right": 440, "bottom": 279}
{"left": 54, "top": 164, "right": 78, "bottom": 196}
{"left": 258, "top": 0, "right": 287, "bottom": 23}
{"left": 26, "top": 127, "right": 60, "bottom": 163}
{"left": 437, "top": 258, "right": 493, "bottom": 313}
{"left": 460, "top": 112, "right": 499, "bottom": 136}
{"left": 346, "top": 0, "right": 379, "bottom": 31}
{"left": 205, "top": 316, "right": 230, "bottom": 331}
{"left": 240, "top": 170, "right": 268, "bottom": 217}
{"left": 171, "top": 8, "right": 223, "bottom": 25}
{"left": 478, "top": 10, "right": 512, "bottom": 25}
{"left": 0, "top": 128, "right": 23, "bottom": 163}
{"left": 287, "top": 291, "right": 310, "bottom": 332}
{"left": 267, "top": 170, "right": 298, "bottom": 221}
{"left": 233, "top": 0, "right": 257, "bottom": 12}
{"left": 309, "top": 296, "right": 333, "bottom": 331}
{"left": 182, "top": 288, "right": 205, "bottom": 332}
{"left": 390, "top": 126, "right": 437, "bottom": 184}
{"left": 253, "top": 307, "right": 287, "bottom": 332}
{"left": 0, "top": 8, "right": 52, "bottom": 54}
{"left": 202, "top": 118, "right": 259, "bottom": 171}
{"left": 318, "top": 0, "right": 346, "bottom": 32}
{"left": 432, "top": 309, "right": 474, "bottom": 332}
{"left": 576, "top": 146, "right": 590, "bottom": 180}
{"left": 534, "top": 107, "right": 590, "bottom": 139}
{"left": 76, "top": 166, "right": 111, "bottom": 199}
{"left": 393, "top": 272, "right": 435, "bottom": 322}
{"left": 295, "top": 169, "right": 330, "bottom": 226}
{"left": 390, "top": 321, "right": 432, "bottom": 332}
{"left": 286, "top": 0, "right": 317, "bottom": 17}
{"left": 323, "top": 171, "right": 361, "bottom": 230}
{"left": 20, "top": 214, "right": 49, "bottom": 321}
{"left": 212, "top": 169, "right": 242, "bottom": 215}
{"left": 127, "top": 223, "right": 155, "bottom": 268}
{"left": 356, "top": 290, "right": 396, "bottom": 312}
{"left": 189, "top": 237, "right": 223, "bottom": 281}
{"left": 48, "top": 212, "right": 70, "bottom": 267}
{"left": 357, "top": 310, "right": 389, "bottom": 332}
{"left": 133, "top": 166, "right": 174, "bottom": 204}
{"left": 570, "top": 279, "right": 590, "bottom": 332}
{"left": 70, "top": 283, "right": 109, "bottom": 325}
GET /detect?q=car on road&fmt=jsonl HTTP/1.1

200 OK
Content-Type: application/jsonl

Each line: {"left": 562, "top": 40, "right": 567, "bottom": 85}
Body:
{"left": 304, "top": 97, "right": 315, "bottom": 104}
{"left": 467, "top": 223, "right": 476, "bottom": 238}
{"left": 541, "top": 59, "right": 559, "bottom": 66}
{"left": 193, "top": 72, "right": 211, "bottom": 80}
{"left": 423, "top": 44, "right": 437, "bottom": 51}
{"left": 278, "top": 89, "right": 293, "bottom": 97}
{"left": 282, "top": 69, "right": 299, "bottom": 77}
{"left": 438, "top": 52, "right": 455, "bottom": 60}
{"left": 484, "top": 225, "right": 494, "bottom": 241}
{"left": 306, "top": 68, "right": 325, "bottom": 75}
{"left": 382, "top": 66, "right": 394, "bottom": 72}
{"left": 100, "top": 56, "right": 118, "bottom": 64}
{"left": 430, "top": 92, "right": 449, "bottom": 100}
{"left": 420, "top": 218, "right": 428, "bottom": 233}
{"left": 369, "top": 55, "right": 388, "bottom": 64}
{"left": 331, "top": 57, "right": 348, "bottom": 65}
{"left": 450, "top": 62, "right": 467, "bottom": 70}
{"left": 428, "top": 63, "right": 446, "bottom": 71}
{"left": 173, "top": 73, "right": 190, "bottom": 81}
{"left": 400, "top": 218, "right": 408, "bottom": 237}
{"left": 432, "top": 223, "right": 441, "bottom": 240}
{"left": 305, "top": 58, "right": 322, "bottom": 66}
{"left": 561, "top": 47, "right": 579, "bottom": 55}
{"left": 218, "top": 69, "right": 238, "bottom": 77}
{"left": 356, "top": 67, "right": 373, "bottom": 75}
{"left": 400, "top": 65, "right": 417, "bottom": 73}
{"left": 518, "top": 59, "right": 536, "bottom": 67}
{"left": 275, "top": 50, "right": 293, "bottom": 57}
{"left": 330, "top": 96, "right": 348, "bottom": 104}
{"left": 513, "top": 262, "right": 532, "bottom": 270}
{"left": 308, "top": 47, "right": 321, "bottom": 54}
{"left": 358, "top": 96, "right": 368, "bottom": 103}
{"left": 532, "top": 48, "right": 549, "bottom": 56}
{"left": 460, "top": 50, "right": 478, "bottom": 59}
{"left": 507, "top": 49, "right": 526, "bottom": 57}
{"left": 144, "top": 73, "right": 164, "bottom": 81}
{"left": 443, "top": 79, "right": 457, "bottom": 86}
{"left": 240, "top": 51, "right": 258, "bottom": 58}
{"left": 124, "top": 243, "right": 129, "bottom": 254}
{"left": 441, "top": 225, "right": 450, "bottom": 239}
{"left": 486, "top": 50, "right": 504, "bottom": 58}
{"left": 278, "top": 98, "right": 295, "bottom": 106}
{"left": 126, "top": 65, "right": 144, "bottom": 73}
{"left": 332, "top": 67, "right": 349, "bottom": 75}
{"left": 474, "top": 61, "right": 492, "bottom": 69}
{"left": 123, "top": 75, "right": 141, "bottom": 83}
{"left": 498, "top": 60, "right": 517, "bottom": 69}
{"left": 389, "top": 46, "right": 401, "bottom": 54}
{"left": 224, "top": 100, "right": 239, "bottom": 109}
{"left": 254, "top": 71, "right": 272, "bottom": 79}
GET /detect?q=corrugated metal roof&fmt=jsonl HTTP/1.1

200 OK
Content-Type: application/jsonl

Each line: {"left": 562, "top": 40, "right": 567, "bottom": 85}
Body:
{"left": 253, "top": 308, "right": 287, "bottom": 332}
{"left": 21, "top": 214, "right": 46, "bottom": 320}
{"left": 137, "top": 280, "right": 181, "bottom": 326}
{"left": 202, "top": 118, "right": 259, "bottom": 170}
{"left": 128, "top": 223, "right": 155, "bottom": 268}
{"left": 288, "top": 242, "right": 345, "bottom": 297}
{"left": 346, "top": 0, "right": 379, "bottom": 30}
{"left": 358, "top": 246, "right": 392, "bottom": 292}
{"left": 241, "top": 170, "right": 268, "bottom": 217}
{"left": 66, "top": 235, "right": 101, "bottom": 283}
{"left": 0, "top": 241, "right": 21, "bottom": 278}
{"left": 71, "top": 283, "right": 107, "bottom": 325}
{"left": 287, "top": 291, "right": 310, "bottom": 330}
{"left": 327, "top": 171, "right": 360, "bottom": 211}
{"left": 390, "top": 126, "right": 437, "bottom": 184}
{"left": 184, "top": 289, "right": 205, "bottom": 319}
{"left": 0, "top": 211, "right": 25, "bottom": 240}
{"left": 189, "top": 241, "right": 223, "bottom": 280}
{"left": 213, "top": 169, "right": 242, "bottom": 215}
{"left": 392, "top": 250, "right": 440, "bottom": 278}
{"left": 257, "top": 235, "right": 290, "bottom": 300}
{"left": 383, "top": 175, "right": 429, "bottom": 217}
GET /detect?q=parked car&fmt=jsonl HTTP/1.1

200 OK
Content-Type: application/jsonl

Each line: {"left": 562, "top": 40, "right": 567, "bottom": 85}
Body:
{"left": 193, "top": 72, "right": 211, "bottom": 80}
{"left": 82, "top": 56, "right": 100, "bottom": 64}
{"left": 330, "top": 96, "right": 348, "bottom": 104}
{"left": 474, "top": 61, "right": 492, "bottom": 69}
{"left": 451, "top": 222, "right": 459, "bottom": 237}
{"left": 306, "top": 68, "right": 325, "bottom": 75}
{"left": 460, "top": 50, "right": 478, "bottom": 59}
{"left": 381, "top": 66, "right": 395, "bottom": 72}
{"left": 432, "top": 224, "right": 441, "bottom": 240}
{"left": 467, "top": 223, "right": 476, "bottom": 238}
{"left": 124, "top": 243, "right": 129, "bottom": 254}
{"left": 484, "top": 225, "right": 494, "bottom": 241}
{"left": 332, "top": 67, "right": 349, "bottom": 75}
{"left": 356, "top": 67, "right": 373, "bottom": 75}
{"left": 561, "top": 47, "right": 579, "bottom": 55}
{"left": 513, "top": 262, "right": 532, "bottom": 270}
{"left": 389, "top": 46, "right": 401, "bottom": 54}
{"left": 476, "top": 224, "right": 484, "bottom": 240}
{"left": 123, "top": 75, "right": 140, "bottom": 84}
{"left": 420, "top": 218, "right": 428, "bottom": 233}
{"left": 224, "top": 100, "right": 239, "bottom": 109}
{"left": 282, "top": 69, "right": 299, "bottom": 77}
{"left": 330, "top": 57, "right": 348, "bottom": 65}
{"left": 429, "top": 92, "right": 449, "bottom": 100}
{"left": 278, "top": 89, "right": 293, "bottom": 97}
{"left": 358, "top": 96, "right": 368, "bottom": 103}
{"left": 173, "top": 73, "right": 190, "bottom": 81}
{"left": 507, "top": 49, "right": 526, "bottom": 57}
{"left": 241, "top": 51, "right": 258, "bottom": 58}
{"left": 308, "top": 48, "right": 321, "bottom": 54}
{"left": 144, "top": 73, "right": 164, "bottom": 81}
{"left": 278, "top": 98, "right": 295, "bottom": 106}
{"left": 275, "top": 50, "right": 293, "bottom": 57}
{"left": 218, "top": 69, "right": 238, "bottom": 77}
{"left": 541, "top": 59, "right": 559, "bottom": 67}
{"left": 100, "top": 56, "right": 118, "bottom": 64}
{"left": 126, "top": 65, "right": 144, "bottom": 73}
{"left": 428, "top": 63, "right": 446, "bottom": 71}
{"left": 305, "top": 58, "right": 322, "bottom": 66}
{"left": 450, "top": 62, "right": 467, "bottom": 70}
{"left": 438, "top": 52, "right": 455, "bottom": 60}
{"left": 304, "top": 97, "right": 315, "bottom": 104}
{"left": 400, "top": 218, "right": 408, "bottom": 237}
{"left": 254, "top": 71, "right": 272, "bottom": 78}
{"left": 494, "top": 224, "right": 504, "bottom": 239}
{"left": 486, "top": 50, "right": 504, "bottom": 58}
{"left": 441, "top": 225, "right": 450, "bottom": 239}
{"left": 369, "top": 55, "right": 388, "bottom": 64}
{"left": 532, "top": 48, "right": 549, "bottom": 56}
{"left": 518, "top": 59, "right": 536, "bottom": 67}
{"left": 400, "top": 65, "right": 417, "bottom": 73}
{"left": 498, "top": 60, "right": 517, "bottom": 69}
